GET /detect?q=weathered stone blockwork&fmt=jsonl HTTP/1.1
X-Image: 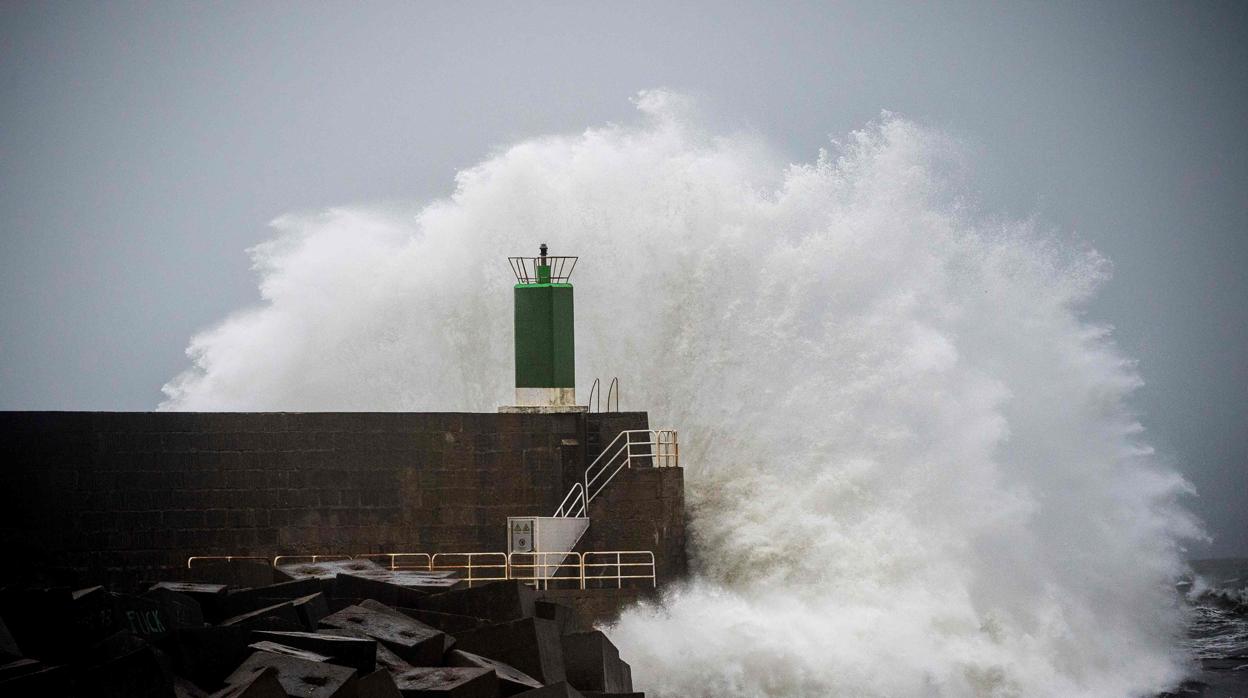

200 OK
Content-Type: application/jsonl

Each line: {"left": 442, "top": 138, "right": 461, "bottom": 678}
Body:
{"left": 0, "top": 411, "right": 686, "bottom": 592}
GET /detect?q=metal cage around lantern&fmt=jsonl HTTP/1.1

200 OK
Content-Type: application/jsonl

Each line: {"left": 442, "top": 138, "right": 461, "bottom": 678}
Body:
{"left": 508, "top": 255, "right": 577, "bottom": 284}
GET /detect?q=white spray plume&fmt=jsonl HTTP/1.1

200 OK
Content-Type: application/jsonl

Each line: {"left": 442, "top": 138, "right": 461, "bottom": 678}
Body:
{"left": 163, "top": 91, "right": 1201, "bottom": 697}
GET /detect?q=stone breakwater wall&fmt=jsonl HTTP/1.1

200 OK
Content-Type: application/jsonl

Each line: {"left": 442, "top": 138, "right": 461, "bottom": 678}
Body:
{"left": 0, "top": 411, "right": 687, "bottom": 591}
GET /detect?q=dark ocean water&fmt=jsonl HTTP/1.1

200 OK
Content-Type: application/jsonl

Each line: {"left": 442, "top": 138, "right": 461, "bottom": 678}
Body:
{"left": 1168, "top": 558, "right": 1248, "bottom": 697}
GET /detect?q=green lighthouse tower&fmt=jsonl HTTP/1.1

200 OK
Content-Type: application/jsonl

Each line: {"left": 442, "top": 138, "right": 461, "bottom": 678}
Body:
{"left": 504, "top": 245, "right": 584, "bottom": 411}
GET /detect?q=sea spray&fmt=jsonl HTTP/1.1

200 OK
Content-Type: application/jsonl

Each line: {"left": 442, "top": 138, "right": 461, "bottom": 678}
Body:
{"left": 162, "top": 91, "right": 1201, "bottom": 696}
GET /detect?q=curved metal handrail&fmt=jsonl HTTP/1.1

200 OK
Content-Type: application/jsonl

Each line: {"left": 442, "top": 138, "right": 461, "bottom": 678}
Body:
{"left": 606, "top": 377, "right": 619, "bottom": 412}
{"left": 587, "top": 378, "right": 601, "bottom": 413}
{"left": 555, "top": 482, "right": 587, "bottom": 518}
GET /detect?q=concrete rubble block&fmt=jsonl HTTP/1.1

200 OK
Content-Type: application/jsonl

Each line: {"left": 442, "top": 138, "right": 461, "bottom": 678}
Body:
{"left": 580, "top": 693, "right": 644, "bottom": 698}
{"left": 168, "top": 626, "right": 252, "bottom": 687}
{"left": 225, "top": 579, "right": 324, "bottom": 616}
{"left": 414, "top": 581, "right": 536, "bottom": 623}
{"left": 292, "top": 592, "right": 331, "bottom": 631}
{"left": 396, "top": 608, "right": 490, "bottom": 635}
{"left": 357, "top": 669, "right": 403, "bottom": 698}
{"left": 145, "top": 586, "right": 207, "bottom": 629}
{"left": 318, "top": 628, "right": 414, "bottom": 676}
{"left": 511, "top": 682, "right": 587, "bottom": 698}
{"left": 249, "top": 639, "right": 333, "bottom": 663}
{"left": 221, "top": 600, "right": 303, "bottom": 632}
{"left": 447, "top": 648, "right": 542, "bottom": 696}
{"left": 208, "top": 665, "right": 285, "bottom": 698}
{"left": 190, "top": 560, "right": 285, "bottom": 588}
{"left": 560, "top": 631, "right": 631, "bottom": 693}
{"left": 392, "top": 666, "right": 496, "bottom": 698}
{"left": 225, "top": 651, "right": 358, "bottom": 698}
{"left": 76, "top": 630, "right": 175, "bottom": 698}
{"left": 453, "top": 617, "right": 566, "bottom": 684}
{"left": 251, "top": 630, "right": 377, "bottom": 675}
{"left": 335, "top": 571, "right": 466, "bottom": 607}
{"left": 319, "top": 605, "right": 445, "bottom": 666}
{"left": 151, "top": 582, "right": 230, "bottom": 623}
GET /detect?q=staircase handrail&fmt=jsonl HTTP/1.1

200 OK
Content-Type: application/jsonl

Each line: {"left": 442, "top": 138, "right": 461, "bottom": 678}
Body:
{"left": 555, "top": 482, "right": 587, "bottom": 517}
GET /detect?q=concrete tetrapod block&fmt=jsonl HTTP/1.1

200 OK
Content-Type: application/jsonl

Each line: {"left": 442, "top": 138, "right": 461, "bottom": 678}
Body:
{"left": 167, "top": 626, "right": 252, "bottom": 687}
{"left": 0, "top": 658, "right": 42, "bottom": 681}
{"left": 226, "top": 651, "right": 358, "bottom": 698}
{"left": 71, "top": 585, "right": 122, "bottom": 645}
{"left": 395, "top": 608, "right": 490, "bottom": 635}
{"left": 151, "top": 582, "right": 230, "bottom": 623}
{"left": 145, "top": 586, "right": 208, "bottom": 629}
{"left": 292, "top": 592, "right": 331, "bottom": 631}
{"left": 392, "top": 667, "right": 496, "bottom": 698}
{"left": 76, "top": 630, "right": 174, "bottom": 698}
{"left": 560, "top": 631, "right": 631, "bottom": 693}
{"left": 357, "top": 669, "right": 403, "bottom": 698}
{"left": 278, "top": 559, "right": 387, "bottom": 582}
{"left": 319, "top": 605, "right": 445, "bottom": 666}
{"left": 249, "top": 640, "right": 333, "bottom": 663}
{"left": 221, "top": 600, "right": 303, "bottom": 632}
{"left": 512, "top": 682, "right": 587, "bottom": 698}
{"left": 335, "top": 571, "right": 465, "bottom": 607}
{"left": 252, "top": 630, "right": 377, "bottom": 675}
{"left": 225, "top": 579, "right": 325, "bottom": 617}
{"left": 317, "top": 629, "right": 414, "bottom": 677}
{"left": 0, "top": 661, "right": 72, "bottom": 696}
{"left": 355, "top": 600, "right": 457, "bottom": 654}
{"left": 414, "top": 581, "right": 536, "bottom": 623}
{"left": 447, "top": 648, "right": 542, "bottom": 696}
{"left": 114, "top": 592, "right": 174, "bottom": 640}
{"left": 453, "top": 617, "right": 566, "bottom": 684}
{"left": 210, "top": 665, "right": 286, "bottom": 698}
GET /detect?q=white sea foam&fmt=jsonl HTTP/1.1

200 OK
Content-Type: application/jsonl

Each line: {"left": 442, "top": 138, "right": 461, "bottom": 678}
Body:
{"left": 162, "top": 91, "right": 1201, "bottom": 696}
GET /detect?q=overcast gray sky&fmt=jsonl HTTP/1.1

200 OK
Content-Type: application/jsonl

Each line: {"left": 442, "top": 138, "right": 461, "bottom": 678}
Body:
{"left": 1, "top": 2, "right": 1244, "bottom": 557}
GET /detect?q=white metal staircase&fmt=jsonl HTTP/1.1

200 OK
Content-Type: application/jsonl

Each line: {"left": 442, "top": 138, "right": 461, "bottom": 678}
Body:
{"left": 509, "top": 429, "right": 678, "bottom": 584}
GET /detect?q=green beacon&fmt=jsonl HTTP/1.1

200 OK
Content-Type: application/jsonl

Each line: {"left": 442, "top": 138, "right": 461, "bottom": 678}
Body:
{"left": 505, "top": 244, "right": 583, "bottom": 411}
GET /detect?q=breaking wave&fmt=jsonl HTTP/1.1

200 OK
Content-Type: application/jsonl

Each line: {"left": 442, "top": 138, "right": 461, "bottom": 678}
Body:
{"left": 163, "top": 91, "right": 1201, "bottom": 697}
